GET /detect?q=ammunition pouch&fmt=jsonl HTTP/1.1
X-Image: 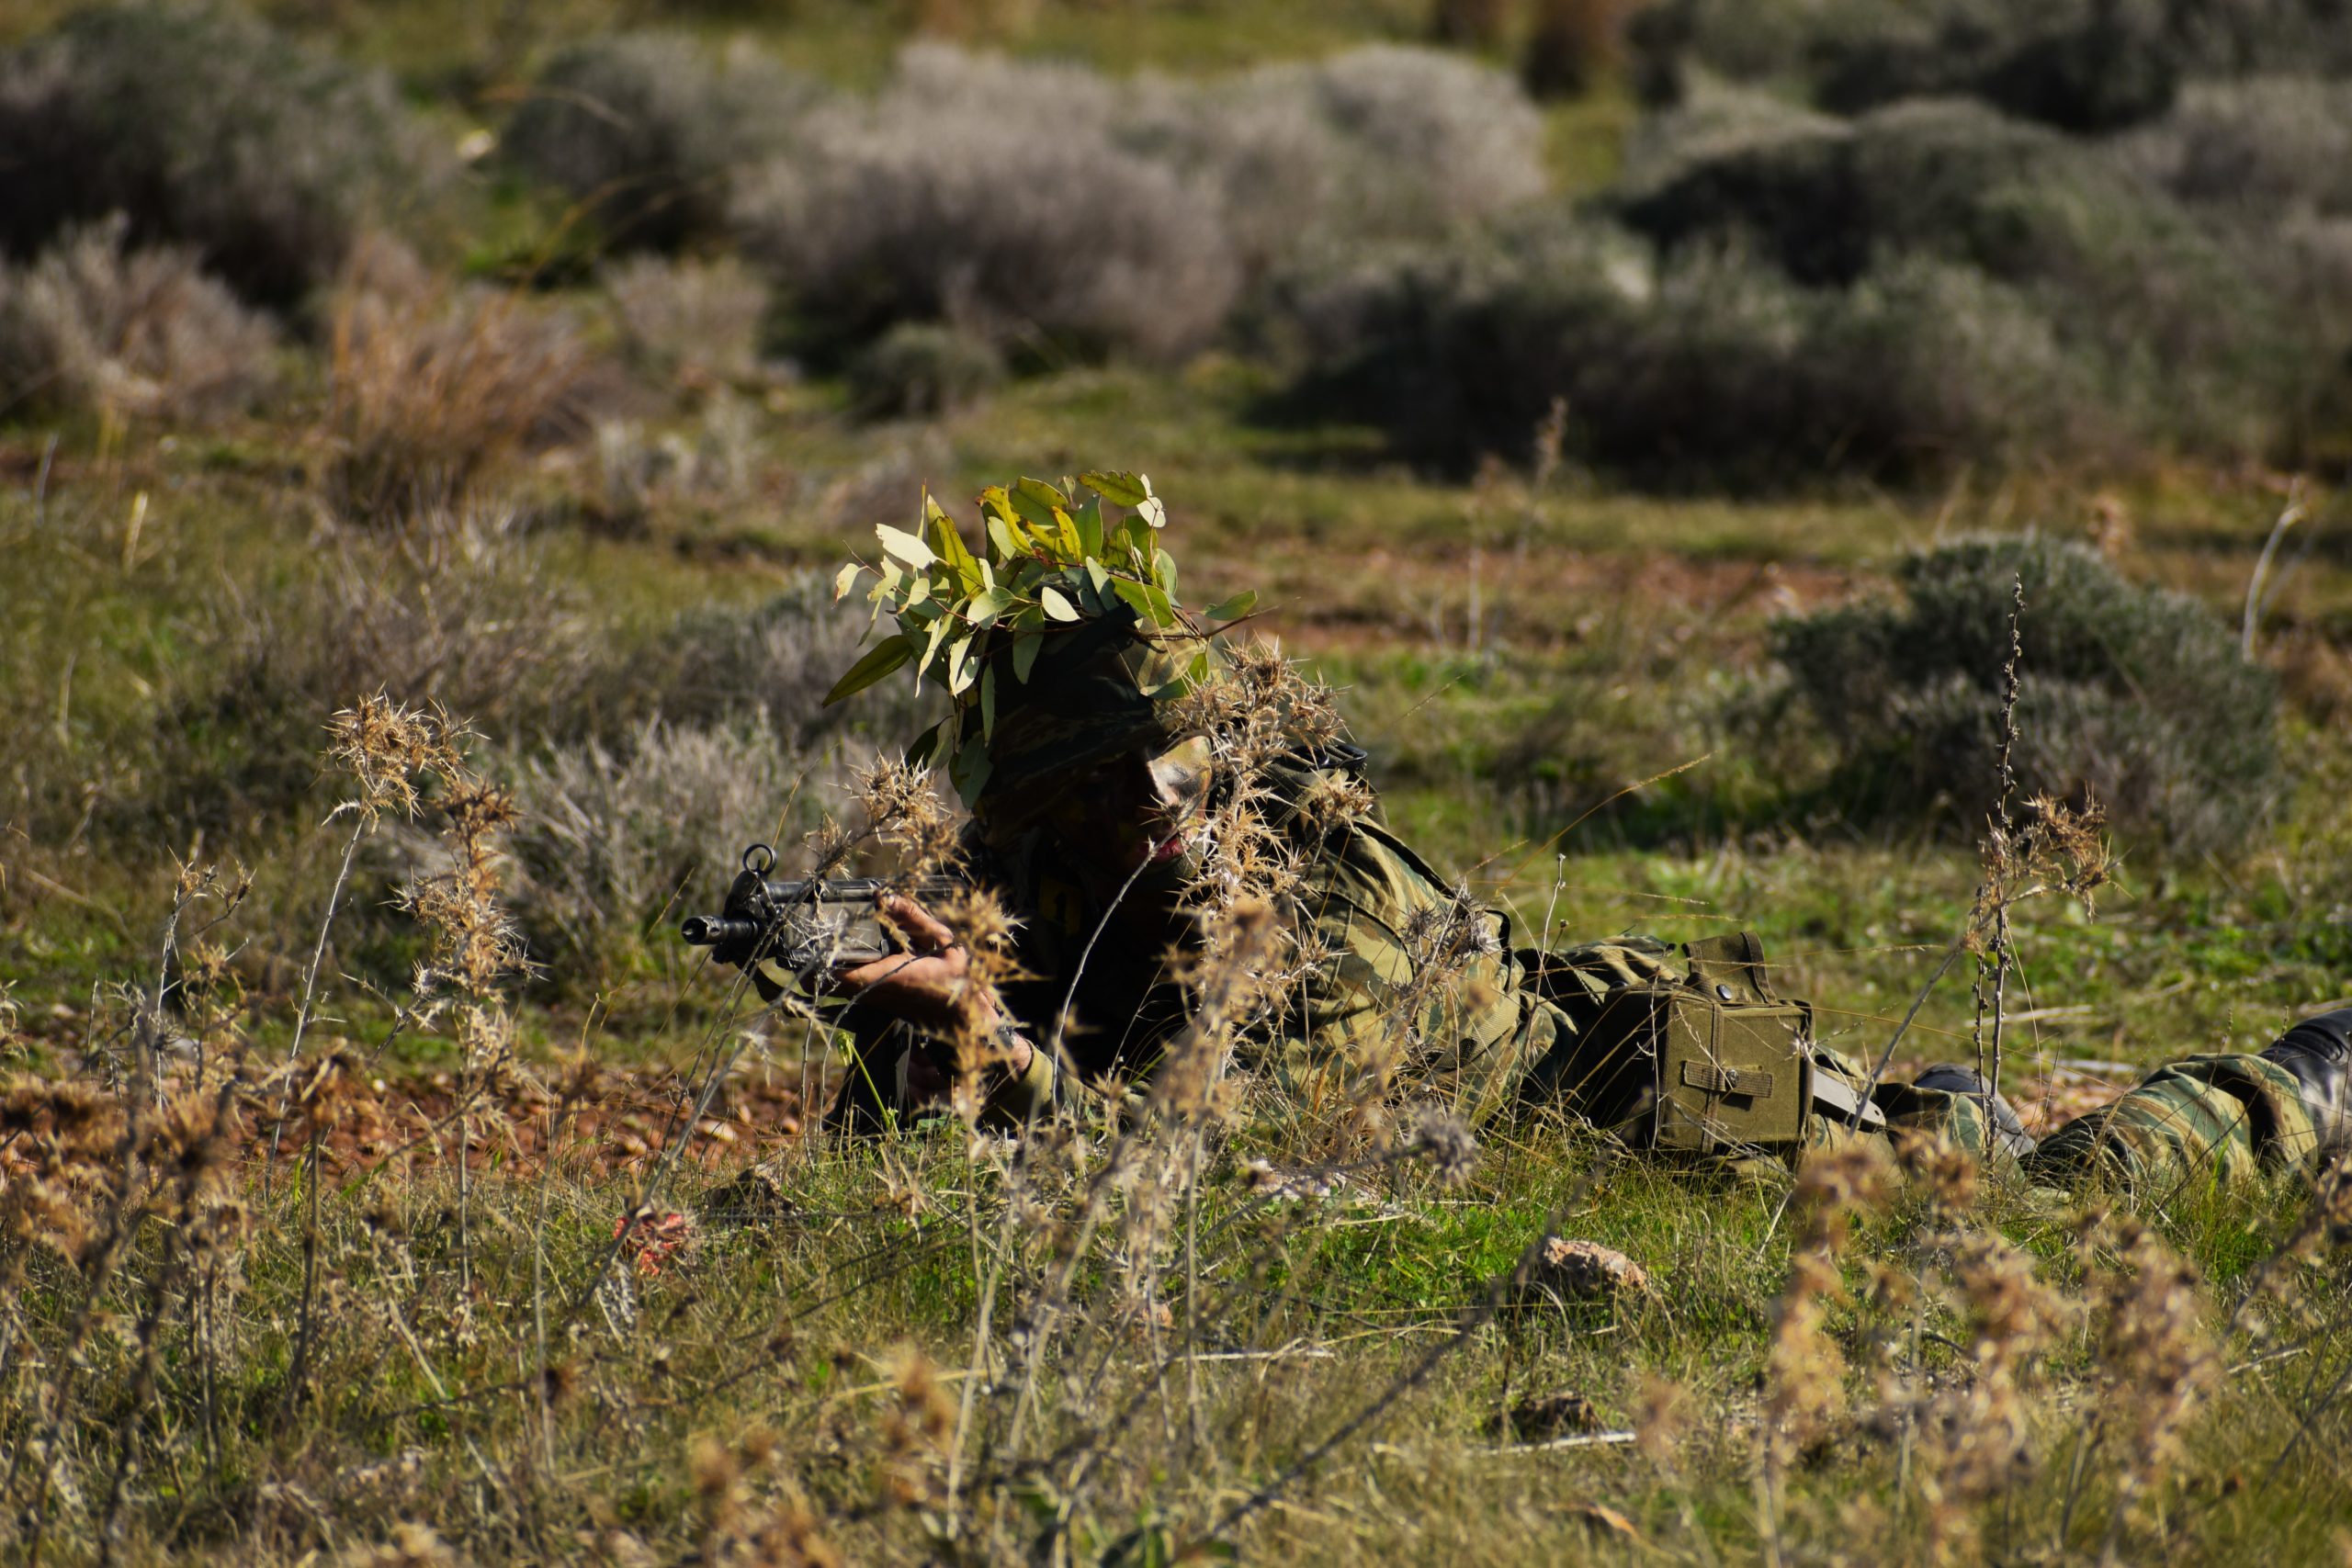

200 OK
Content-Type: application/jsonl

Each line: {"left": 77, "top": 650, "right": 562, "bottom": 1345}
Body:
{"left": 1522, "top": 931, "right": 1882, "bottom": 1156}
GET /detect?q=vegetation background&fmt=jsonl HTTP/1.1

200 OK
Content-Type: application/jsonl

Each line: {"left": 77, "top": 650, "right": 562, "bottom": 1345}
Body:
{"left": 7, "top": 0, "right": 2352, "bottom": 1561}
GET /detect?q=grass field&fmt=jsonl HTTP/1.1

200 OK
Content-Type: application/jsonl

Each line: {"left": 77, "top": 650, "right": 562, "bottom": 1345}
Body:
{"left": 9, "top": 1, "right": 2352, "bottom": 1562}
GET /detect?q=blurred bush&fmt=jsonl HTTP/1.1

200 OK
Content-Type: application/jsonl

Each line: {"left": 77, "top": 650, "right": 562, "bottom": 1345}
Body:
{"left": 0, "top": 4, "right": 430, "bottom": 308}
{"left": 1272, "top": 217, "right": 2094, "bottom": 484}
{"left": 734, "top": 45, "right": 1237, "bottom": 360}
{"left": 1772, "top": 536, "right": 2281, "bottom": 850}
{"left": 602, "top": 253, "right": 769, "bottom": 384}
{"left": 503, "top": 31, "right": 816, "bottom": 254}
{"left": 500, "top": 713, "right": 818, "bottom": 974}
{"left": 845, "top": 321, "right": 1006, "bottom": 419}
{"left": 1281, "top": 88, "right": 2345, "bottom": 482}
{"left": 1632, "top": 0, "right": 2352, "bottom": 120}
{"left": 324, "top": 254, "right": 595, "bottom": 522}
{"left": 0, "top": 216, "right": 278, "bottom": 423}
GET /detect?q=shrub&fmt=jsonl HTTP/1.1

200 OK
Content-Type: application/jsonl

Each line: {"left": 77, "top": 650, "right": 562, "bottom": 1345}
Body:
{"left": 503, "top": 31, "right": 816, "bottom": 254}
{"left": 592, "top": 394, "right": 761, "bottom": 528}
{"left": 733, "top": 47, "right": 1236, "bottom": 360}
{"left": 603, "top": 253, "right": 769, "bottom": 383}
{"left": 324, "top": 265, "right": 594, "bottom": 522}
{"left": 1613, "top": 96, "right": 2306, "bottom": 455}
{"left": 846, "top": 322, "right": 1005, "bottom": 418}
{"left": 1273, "top": 218, "right": 2094, "bottom": 484}
{"left": 1808, "top": 0, "right": 2180, "bottom": 132}
{"left": 0, "top": 216, "right": 277, "bottom": 423}
{"left": 0, "top": 5, "right": 427, "bottom": 307}
{"left": 1299, "top": 46, "right": 1550, "bottom": 234}
{"left": 2116, "top": 77, "right": 2352, "bottom": 217}
{"left": 499, "top": 714, "right": 824, "bottom": 973}
{"left": 130, "top": 508, "right": 598, "bottom": 842}
{"left": 1131, "top": 45, "right": 1546, "bottom": 278}
{"left": 1772, "top": 535, "right": 2280, "bottom": 851}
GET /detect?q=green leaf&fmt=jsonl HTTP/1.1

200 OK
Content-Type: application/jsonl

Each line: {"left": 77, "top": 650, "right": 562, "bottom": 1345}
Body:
{"left": 924, "top": 492, "right": 982, "bottom": 592}
{"left": 966, "top": 584, "right": 1015, "bottom": 626}
{"left": 876, "top": 524, "right": 936, "bottom": 570}
{"left": 1110, "top": 577, "right": 1172, "bottom": 626}
{"left": 919, "top": 612, "right": 954, "bottom": 677}
{"left": 980, "top": 663, "right": 998, "bottom": 743}
{"left": 1085, "top": 559, "right": 1112, "bottom": 598}
{"left": 985, "top": 512, "right": 1027, "bottom": 564}
{"left": 833, "top": 562, "right": 864, "bottom": 602}
{"left": 1071, "top": 496, "right": 1104, "bottom": 558}
{"left": 1040, "top": 585, "right": 1080, "bottom": 622}
{"left": 1153, "top": 547, "right": 1178, "bottom": 602}
{"left": 1012, "top": 627, "right": 1045, "bottom": 683}
{"left": 1135, "top": 492, "right": 1167, "bottom": 530}
{"left": 1006, "top": 479, "right": 1064, "bottom": 536}
{"left": 821, "top": 633, "right": 914, "bottom": 705}
{"left": 904, "top": 718, "right": 944, "bottom": 768}
{"left": 1204, "top": 589, "right": 1256, "bottom": 621}
{"left": 945, "top": 633, "right": 978, "bottom": 695}
{"left": 1080, "top": 470, "right": 1149, "bottom": 507}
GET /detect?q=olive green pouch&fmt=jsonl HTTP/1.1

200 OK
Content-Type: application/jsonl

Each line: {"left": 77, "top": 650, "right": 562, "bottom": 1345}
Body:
{"left": 1581, "top": 932, "right": 1816, "bottom": 1156}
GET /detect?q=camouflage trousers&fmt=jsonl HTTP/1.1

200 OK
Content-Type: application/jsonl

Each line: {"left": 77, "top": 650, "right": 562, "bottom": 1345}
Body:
{"left": 1821, "top": 1034, "right": 2335, "bottom": 1194}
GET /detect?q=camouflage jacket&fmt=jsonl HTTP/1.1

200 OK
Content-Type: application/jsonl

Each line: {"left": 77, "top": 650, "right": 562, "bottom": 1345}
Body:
{"left": 958, "top": 747, "right": 1675, "bottom": 1125}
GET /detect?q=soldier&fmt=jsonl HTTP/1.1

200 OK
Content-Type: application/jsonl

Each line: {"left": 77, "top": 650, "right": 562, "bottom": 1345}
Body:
{"left": 796, "top": 495, "right": 2351, "bottom": 1196}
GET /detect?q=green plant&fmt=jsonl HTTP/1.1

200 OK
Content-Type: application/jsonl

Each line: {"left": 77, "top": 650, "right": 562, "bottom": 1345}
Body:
{"left": 0, "top": 4, "right": 429, "bottom": 307}
{"left": 1772, "top": 535, "right": 2282, "bottom": 850}
{"left": 845, "top": 321, "right": 1005, "bottom": 419}
{"left": 502, "top": 31, "right": 815, "bottom": 254}
{"left": 825, "top": 473, "right": 1254, "bottom": 802}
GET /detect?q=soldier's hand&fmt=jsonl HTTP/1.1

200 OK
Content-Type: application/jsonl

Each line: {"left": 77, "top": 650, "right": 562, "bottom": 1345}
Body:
{"left": 833, "top": 896, "right": 1002, "bottom": 1038}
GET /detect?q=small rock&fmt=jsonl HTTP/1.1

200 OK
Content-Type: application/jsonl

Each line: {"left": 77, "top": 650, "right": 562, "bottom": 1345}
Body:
{"left": 1529, "top": 1236, "right": 1651, "bottom": 1302}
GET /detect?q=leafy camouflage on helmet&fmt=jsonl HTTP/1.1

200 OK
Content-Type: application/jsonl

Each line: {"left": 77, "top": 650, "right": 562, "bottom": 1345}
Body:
{"left": 826, "top": 471, "right": 1256, "bottom": 807}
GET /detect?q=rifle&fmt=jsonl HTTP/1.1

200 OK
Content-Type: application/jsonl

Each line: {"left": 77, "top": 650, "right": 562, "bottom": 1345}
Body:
{"left": 681, "top": 843, "right": 965, "bottom": 990}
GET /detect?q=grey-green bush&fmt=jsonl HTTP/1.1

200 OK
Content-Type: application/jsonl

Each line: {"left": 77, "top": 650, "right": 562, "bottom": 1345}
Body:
{"left": 1772, "top": 536, "right": 2280, "bottom": 851}
{"left": 0, "top": 4, "right": 427, "bottom": 307}
{"left": 0, "top": 216, "right": 277, "bottom": 423}
{"left": 1272, "top": 218, "right": 2095, "bottom": 484}
{"left": 846, "top": 322, "right": 1005, "bottom": 418}
{"left": 733, "top": 46, "right": 1237, "bottom": 359}
{"left": 503, "top": 31, "right": 816, "bottom": 254}
{"left": 1631, "top": 0, "right": 2352, "bottom": 119}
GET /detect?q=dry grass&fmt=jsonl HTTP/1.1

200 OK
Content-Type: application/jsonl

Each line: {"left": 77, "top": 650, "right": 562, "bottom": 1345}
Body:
{"left": 323, "top": 247, "right": 595, "bottom": 523}
{"left": 0, "top": 216, "right": 277, "bottom": 423}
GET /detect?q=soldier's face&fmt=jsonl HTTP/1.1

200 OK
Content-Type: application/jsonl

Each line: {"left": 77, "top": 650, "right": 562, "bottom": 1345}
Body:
{"left": 1043, "top": 736, "right": 1214, "bottom": 877}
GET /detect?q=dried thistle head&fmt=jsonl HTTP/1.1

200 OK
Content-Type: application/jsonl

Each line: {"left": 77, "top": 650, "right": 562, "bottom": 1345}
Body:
{"left": 325, "top": 693, "right": 465, "bottom": 826}
{"left": 856, "top": 756, "right": 959, "bottom": 874}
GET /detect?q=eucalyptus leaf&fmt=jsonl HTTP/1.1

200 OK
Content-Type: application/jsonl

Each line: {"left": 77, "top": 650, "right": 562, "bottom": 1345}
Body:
{"left": 1072, "top": 497, "right": 1104, "bottom": 558}
{"left": 985, "top": 513, "right": 1026, "bottom": 564}
{"left": 821, "top": 633, "right": 914, "bottom": 705}
{"left": 833, "top": 562, "right": 863, "bottom": 602}
{"left": 980, "top": 662, "right": 998, "bottom": 743}
{"left": 1080, "top": 470, "right": 1149, "bottom": 507}
{"left": 1040, "top": 585, "right": 1080, "bottom": 622}
{"left": 876, "top": 523, "right": 936, "bottom": 569}
{"left": 1012, "top": 627, "right": 1045, "bottom": 682}
{"left": 966, "top": 584, "right": 1015, "bottom": 626}
{"left": 1204, "top": 589, "right": 1257, "bottom": 621}
{"left": 904, "top": 718, "right": 944, "bottom": 768}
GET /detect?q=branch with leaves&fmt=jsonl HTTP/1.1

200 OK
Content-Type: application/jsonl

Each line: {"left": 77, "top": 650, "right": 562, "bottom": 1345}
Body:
{"left": 825, "top": 471, "right": 1257, "bottom": 805}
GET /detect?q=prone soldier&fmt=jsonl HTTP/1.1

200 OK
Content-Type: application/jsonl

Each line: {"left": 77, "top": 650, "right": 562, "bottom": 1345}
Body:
{"left": 691, "top": 476, "right": 2352, "bottom": 1196}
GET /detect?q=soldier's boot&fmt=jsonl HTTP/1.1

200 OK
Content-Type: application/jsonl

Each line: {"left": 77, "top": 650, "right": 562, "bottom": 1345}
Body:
{"left": 2257, "top": 1008, "right": 2352, "bottom": 1157}
{"left": 1914, "top": 1063, "right": 2039, "bottom": 1160}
